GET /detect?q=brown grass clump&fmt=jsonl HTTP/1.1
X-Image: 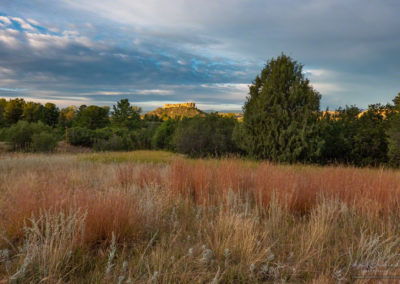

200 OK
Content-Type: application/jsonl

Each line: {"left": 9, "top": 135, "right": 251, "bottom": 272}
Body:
{"left": 1, "top": 153, "right": 400, "bottom": 282}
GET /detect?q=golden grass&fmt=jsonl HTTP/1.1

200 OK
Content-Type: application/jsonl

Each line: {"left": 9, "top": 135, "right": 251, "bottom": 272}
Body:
{"left": 1, "top": 153, "right": 400, "bottom": 282}
{"left": 79, "top": 150, "right": 181, "bottom": 164}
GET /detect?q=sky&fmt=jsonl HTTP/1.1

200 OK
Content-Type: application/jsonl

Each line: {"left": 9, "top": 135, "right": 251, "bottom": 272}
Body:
{"left": 0, "top": 0, "right": 399, "bottom": 112}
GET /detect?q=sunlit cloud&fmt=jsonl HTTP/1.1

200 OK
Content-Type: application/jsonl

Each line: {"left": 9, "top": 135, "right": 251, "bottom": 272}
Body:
{"left": 0, "top": 0, "right": 399, "bottom": 110}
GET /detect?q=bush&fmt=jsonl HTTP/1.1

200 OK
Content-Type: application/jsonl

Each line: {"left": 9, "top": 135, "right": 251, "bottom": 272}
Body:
{"left": 66, "top": 127, "right": 95, "bottom": 147}
{"left": 152, "top": 119, "right": 178, "bottom": 150}
{"left": 32, "top": 132, "right": 57, "bottom": 152}
{"left": 173, "top": 114, "right": 238, "bottom": 157}
{"left": 5, "top": 121, "right": 54, "bottom": 151}
{"left": 132, "top": 122, "right": 161, "bottom": 149}
{"left": 93, "top": 134, "right": 134, "bottom": 151}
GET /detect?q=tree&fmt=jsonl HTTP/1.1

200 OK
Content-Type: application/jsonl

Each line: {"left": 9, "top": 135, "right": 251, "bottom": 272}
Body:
{"left": 74, "top": 105, "right": 110, "bottom": 129}
{"left": 111, "top": 99, "right": 141, "bottom": 129}
{"left": 242, "top": 54, "right": 321, "bottom": 162}
{"left": 23, "top": 102, "right": 43, "bottom": 122}
{"left": 352, "top": 104, "right": 389, "bottom": 166}
{"left": 0, "top": 98, "right": 6, "bottom": 127}
{"left": 41, "top": 103, "right": 60, "bottom": 127}
{"left": 387, "top": 93, "right": 400, "bottom": 165}
{"left": 173, "top": 114, "right": 238, "bottom": 157}
{"left": 392, "top": 92, "right": 400, "bottom": 107}
{"left": 152, "top": 119, "right": 178, "bottom": 150}
{"left": 4, "top": 98, "right": 25, "bottom": 125}
{"left": 58, "top": 106, "right": 77, "bottom": 129}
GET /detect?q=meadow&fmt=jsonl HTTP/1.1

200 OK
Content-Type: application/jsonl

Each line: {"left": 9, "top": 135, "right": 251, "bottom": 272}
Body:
{"left": 1, "top": 151, "right": 400, "bottom": 283}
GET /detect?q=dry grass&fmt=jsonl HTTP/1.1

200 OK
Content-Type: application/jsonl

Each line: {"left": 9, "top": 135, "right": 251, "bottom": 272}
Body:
{"left": 1, "top": 152, "right": 400, "bottom": 283}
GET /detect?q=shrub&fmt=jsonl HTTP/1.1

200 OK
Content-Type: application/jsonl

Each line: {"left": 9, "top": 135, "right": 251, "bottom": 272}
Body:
{"left": 152, "top": 119, "right": 178, "bottom": 150}
{"left": 93, "top": 134, "right": 134, "bottom": 151}
{"left": 66, "top": 127, "right": 95, "bottom": 147}
{"left": 173, "top": 114, "right": 238, "bottom": 157}
{"left": 32, "top": 131, "right": 57, "bottom": 152}
{"left": 5, "top": 120, "right": 54, "bottom": 151}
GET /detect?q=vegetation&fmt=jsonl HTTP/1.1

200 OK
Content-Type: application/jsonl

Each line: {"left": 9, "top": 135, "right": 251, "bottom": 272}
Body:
{"left": 1, "top": 154, "right": 400, "bottom": 282}
{"left": 243, "top": 54, "right": 321, "bottom": 163}
{"left": 0, "top": 54, "right": 399, "bottom": 164}
{"left": 146, "top": 104, "right": 204, "bottom": 120}
{"left": 1, "top": 54, "right": 400, "bottom": 282}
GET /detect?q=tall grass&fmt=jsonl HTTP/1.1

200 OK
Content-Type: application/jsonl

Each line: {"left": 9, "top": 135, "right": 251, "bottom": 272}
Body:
{"left": 1, "top": 153, "right": 400, "bottom": 282}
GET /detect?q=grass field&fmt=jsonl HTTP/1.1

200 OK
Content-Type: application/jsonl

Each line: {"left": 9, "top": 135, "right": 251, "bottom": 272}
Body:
{"left": 1, "top": 151, "right": 400, "bottom": 283}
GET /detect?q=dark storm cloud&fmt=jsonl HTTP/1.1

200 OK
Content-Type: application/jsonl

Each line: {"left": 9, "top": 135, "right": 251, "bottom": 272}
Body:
{"left": 0, "top": 0, "right": 399, "bottom": 110}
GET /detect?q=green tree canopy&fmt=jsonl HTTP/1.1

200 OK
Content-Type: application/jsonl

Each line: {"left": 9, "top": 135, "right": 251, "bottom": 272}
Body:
{"left": 74, "top": 105, "right": 110, "bottom": 129}
{"left": 41, "top": 103, "right": 60, "bottom": 127}
{"left": 23, "top": 102, "right": 43, "bottom": 122}
{"left": 0, "top": 98, "right": 6, "bottom": 127}
{"left": 111, "top": 99, "right": 141, "bottom": 129}
{"left": 242, "top": 54, "right": 321, "bottom": 162}
{"left": 4, "top": 98, "right": 25, "bottom": 125}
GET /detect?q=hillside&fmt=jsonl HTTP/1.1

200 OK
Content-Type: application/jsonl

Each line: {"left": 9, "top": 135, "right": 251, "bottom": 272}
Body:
{"left": 146, "top": 102, "right": 205, "bottom": 120}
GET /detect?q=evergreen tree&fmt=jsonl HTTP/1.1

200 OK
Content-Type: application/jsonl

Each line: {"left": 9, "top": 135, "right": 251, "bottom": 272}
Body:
{"left": 111, "top": 99, "right": 141, "bottom": 129}
{"left": 242, "top": 54, "right": 321, "bottom": 162}
{"left": 41, "top": 103, "right": 60, "bottom": 127}
{"left": 74, "top": 105, "right": 110, "bottom": 129}
{"left": 387, "top": 93, "right": 400, "bottom": 165}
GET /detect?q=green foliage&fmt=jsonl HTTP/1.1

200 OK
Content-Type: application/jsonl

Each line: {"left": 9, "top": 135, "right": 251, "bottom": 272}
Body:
{"left": 41, "top": 103, "right": 60, "bottom": 127}
{"left": 352, "top": 104, "right": 389, "bottom": 166}
{"left": 93, "top": 134, "right": 134, "bottom": 151}
{"left": 318, "top": 105, "right": 390, "bottom": 166}
{"left": 4, "top": 120, "right": 55, "bottom": 151}
{"left": 66, "top": 127, "right": 95, "bottom": 147}
{"left": 4, "top": 98, "right": 25, "bottom": 125}
{"left": 58, "top": 106, "right": 77, "bottom": 129}
{"left": 32, "top": 131, "right": 57, "bottom": 152}
{"left": 23, "top": 102, "right": 44, "bottom": 122}
{"left": 242, "top": 54, "right": 321, "bottom": 163}
{"left": 143, "top": 114, "right": 163, "bottom": 122}
{"left": 152, "top": 119, "right": 178, "bottom": 150}
{"left": 111, "top": 99, "right": 142, "bottom": 129}
{"left": 0, "top": 98, "right": 8, "bottom": 127}
{"left": 387, "top": 97, "right": 400, "bottom": 166}
{"left": 74, "top": 105, "right": 110, "bottom": 129}
{"left": 173, "top": 114, "right": 238, "bottom": 157}
{"left": 132, "top": 121, "right": 161, "bottom": 149}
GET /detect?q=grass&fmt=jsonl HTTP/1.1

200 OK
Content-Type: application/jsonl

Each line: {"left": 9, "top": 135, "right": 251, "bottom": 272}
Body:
{"left": 1, "top": 151, "right": 400, "bottom": 282}
{"left": 79, "top": 150, "right": 181, "bottom": 164}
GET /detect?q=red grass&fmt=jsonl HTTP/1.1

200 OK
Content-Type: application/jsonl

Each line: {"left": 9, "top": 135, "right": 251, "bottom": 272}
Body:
{"left": 0, "top": 172, "right": 144, "bottom": 246}
{"left": 165, "top": 159, "right": 400, "bottom": 214}
{"left": 2, "top": 158, "right": 400, "bottom": 248}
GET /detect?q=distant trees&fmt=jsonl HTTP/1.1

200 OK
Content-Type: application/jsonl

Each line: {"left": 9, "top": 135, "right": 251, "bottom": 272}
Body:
{"left": 173, "top": 114, "right": 238, "bottom": 157}
{"left": 41, "top": 103, "right": 60, "bottom": 127}
{"left": 0, "top": 98, "right": 6, "bottom": 127}
{"left": 22, "top": 102, "right": 43, "bottom": 122}
{"left": 111, "top": 99, "right": 141, "bottom": 129}
{"left": 4, "top": 98, "right": 25, "bottom": 125}
{"left": 242, "top": 54, "right": 321, "bottom": 163}
{"left": 74, "top": 105, "right": 110, "bottom": 129}
{"left": 58, "top": 106, "right": 77, "bottom": 129}
{"left": 387, "top": 93, "right": 400, "bottom": 165}
{"left": 4, "top": 120, "right": 57, "bottom": 152}
{"left": 152, "top": 119, "right": 178, "bottom": 150}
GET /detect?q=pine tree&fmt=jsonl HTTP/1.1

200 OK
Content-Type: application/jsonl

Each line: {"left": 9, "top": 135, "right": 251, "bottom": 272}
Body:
{"left": 242, "top": 54, "right": 321, "bottom": 162}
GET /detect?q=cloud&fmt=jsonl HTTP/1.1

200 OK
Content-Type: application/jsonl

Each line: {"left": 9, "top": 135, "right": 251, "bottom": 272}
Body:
{"left": 0, "top": 1, "right": 399, "bottom": 110}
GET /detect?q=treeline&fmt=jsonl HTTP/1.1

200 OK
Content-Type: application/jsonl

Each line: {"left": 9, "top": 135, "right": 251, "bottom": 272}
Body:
{"left": 1, "top": 54, "right": 400, "bottom": 167}
{"left": 0, "top": 98, "right": 239, "bottom": 156}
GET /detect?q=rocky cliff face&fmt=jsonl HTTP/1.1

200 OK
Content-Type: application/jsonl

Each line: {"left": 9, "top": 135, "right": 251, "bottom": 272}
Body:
{"left": 146, "top": 102, "right": 203, "bottom": 120}
{"left": 163, "top": 102, "right": 195, "bottom": 109}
